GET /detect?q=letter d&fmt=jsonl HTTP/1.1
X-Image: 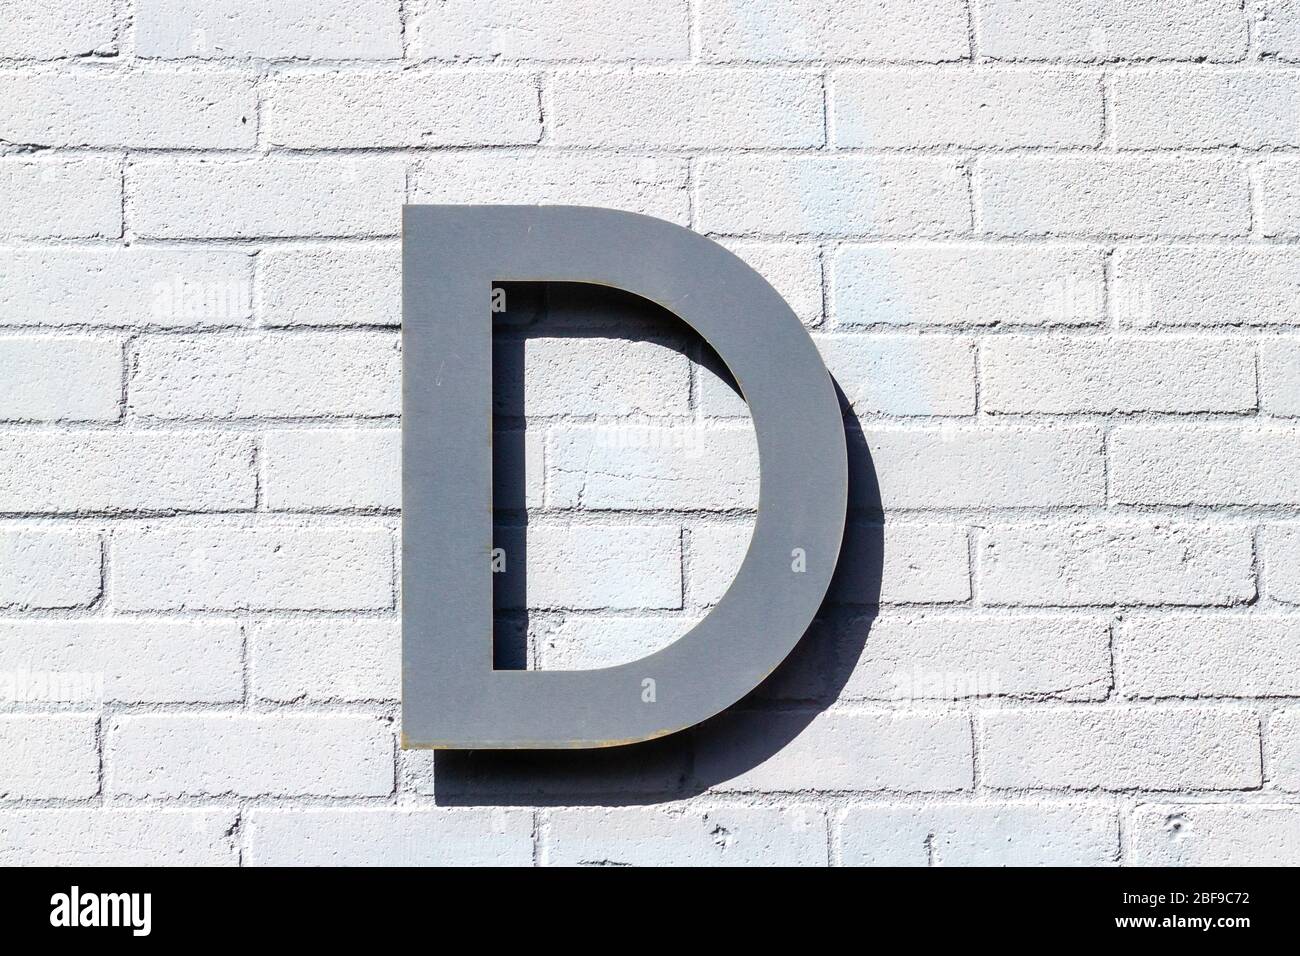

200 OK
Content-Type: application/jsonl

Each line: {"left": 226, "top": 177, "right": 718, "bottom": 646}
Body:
{"left": 402, "top": 206, "right": 846, "bottom": 748}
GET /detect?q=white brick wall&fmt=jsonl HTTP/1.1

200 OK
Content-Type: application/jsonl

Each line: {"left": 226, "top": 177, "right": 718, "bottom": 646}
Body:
{"left": 0, "top": 0, "right": 1294, "bottom": 867}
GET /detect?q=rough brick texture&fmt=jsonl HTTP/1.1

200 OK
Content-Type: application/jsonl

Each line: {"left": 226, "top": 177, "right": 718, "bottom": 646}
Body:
{"left": 0, "top": 0, "right": 1289, "bottom": 867}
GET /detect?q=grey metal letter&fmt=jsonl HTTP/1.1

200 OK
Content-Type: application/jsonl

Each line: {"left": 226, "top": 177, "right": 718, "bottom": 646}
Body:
{"left": 403, "top": 205, "right": 847, "bottom": 748}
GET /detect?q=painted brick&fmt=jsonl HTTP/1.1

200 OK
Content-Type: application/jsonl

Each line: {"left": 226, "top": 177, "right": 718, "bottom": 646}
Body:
{"left": 978, "top": 0, "right": 1248, "bottom": 62}
{"left": 696, "top": 710, "right": 973, "bottom": 792}
{"left": 1118, "top": 614, "right": 1300, "bottom": 698}
{"left": 108, "top": 714, "right": 393, "bottom": 798}
{"left": 257, "top": 244, "right": 398, "bottom": 327}
{"left": 264, "top": 70, "right": 540, "bottom": 148}
{"left": 0, "top": 247, "right": 253, "bottom": 329}
{"left": 832, "top": 244, "right": 1104, "bottom": 328}
{"left": 720, "top": 241, "right": 824, "bottom": 328}
{"left": 1255, "top": 0, "right": 1300, "bottom": 60}
{"left": 1114, "top": 69, "right": 1300, "bottom": 148}
{"left": 130, "top": 158, "right": 405, "bottom": 239}
{"left": 980, "top": 157, "right": 1250, "bottom": 238}
{"left": 551, "top": 69, "right": 824, "bottom": 148}
{"left": 698, "top": 157, "right": 971, "bottom": 237}
{"left": 1112, "top": 425, "right": 1300, "bottom": 505}
{"left": 700, "top": 0, "right": 970, "bottom": 63}
{"left": 1272, "top": 709, "right": 1300, "bottom": 791}
{"left": 547, "top": 424, "right": 758, "bottom": 510}
{"left": 0, "top": 158, "right": 120, "bottom": 239}
{"left": 0, "top": 335, "right": 122, "bottom": 422}
{"left": 251, "top": 618, "right": 399, "bottom": 702}
{"left": 1258, "top": 161, "right": 1300, "bottom": 237}
{"left": 111, "top": 526, "right": 394, "bottom": 611}
{"left": 1261, "top": 339, "right": 1300, "bottom": 415}
{"left": 0, "top": 70, "right": 256, "bottom": 149}
{"left": 0, "top": 432, "right": 254, "bottom": 514}
{"left": 411, "top": 0, "right": 688, "bottom": 61}
{"left": 839, "top": 803, "right": 1118, "bottom": 866}
{"left": 0, "top": 0, "right": 116, "bottom": 58}
{"left": 0, "top": 619, "right": 242, "bottom": 703}
{"left": 841, "top": 613, "right": 1111, "bottom": 701}
{"left": 982, "top": 707, "right": 1261, "bottom": 790}
{"left": 1130, "top": 805, "right": 1300, "bottom": 865}
{"left": 0, "top": 529, "right": 100, "bottom": 609}
{"left": 858, "top": 425, "right": 1104, "bottom": 510}
{"left": 534, "top": 615, "right": 697, "bottom": 670}
{"left": 978, "top": 521, "right": 1254, "bottom": 607}
{"left": 982, "top": 337, "right": 1256, "bottom": 414}
{"left": 134, "top": 0, "right": 401, "bottom": 60}
{"left": 248, "top": 809, "right": 534, "bottom": 866}
{"left": 0, "top": 716, "right": 98, "bottom": 799}
{"left": 0, "top": 810, "right": 237, "bottom": 866}
{"left": 130, "top": 332, "right": 399, "bottom": 420}
{"left": 834, "top": 69, "right": 1102, "bottom": 148}
{"left": 264, "top": 428, "right": 400, "bottom": 511}
{"left": 1263, "top": 525, "right": 1300, "bottom": 604}
{"left": 412, "top": 153, "right": 690, "bottom": 224}
{"left": 546, "top": 807, "right": 827, "bottom": 866}
{"left": 1113, "top": 245, "right": 1300, "bottom": 327}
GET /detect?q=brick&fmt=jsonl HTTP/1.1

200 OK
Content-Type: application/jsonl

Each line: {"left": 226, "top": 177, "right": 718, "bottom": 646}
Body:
{"left": 546, "top": 807, "right": 827, "bottom": 866}
{"left": 686, "top": 521, "right": 971, "bottom": 609}
{"left": 0, "top": 619, "right": 242, "bottom": 703}
{"left": 701, "top": 0, "right": 969, "bottom": 63}
{"left": 495, "top": 337, "right": 690, "bottom": 418}
{"left": 0, "top": 431, "right": 254, "bottom": 514}
{"left": 412, "top": 153, "right": 690, "bottom": 224}
{"left": 832, "top": 244, "right": 1104, "bottom": 328}
{"left": 411, "top": 0, "right": 688, "bottom": 61}
{"left": 113, "top": 525, "right": 392, "bottom": 612}
{"left": 978, "top": 0, "right": 1247, "bottom": 62}
{"left": 982, "top": 707, "right": 1260, "bottom": 790}
{"left": 719, "top": 241, "right": 824, "bottom": 328}
{"left": 493, "top": 523, "right": 681, "bottom": 610}
{"left": 699, "top": 157, "right": 971, "bottom": 237}
{"left": 248, "top": 809, "right": 533, "bottom": 866}
{"left": 0, "top": 810, "right": 237, "bottom": 866}
{"left": 1258, "top": 161, "right": 1300, "bottom": 237}
{"left": 839, "top": 802, "right": 1118, "bottom": 866}
{"left": 1113, "top": 245, "right": 1300, "bottom": 327}
{"left": 0, "top": 246, "right": 253, "bottom": 328}
{"left": 978, "top": 521, "right": 1254, "bottom": 607}
{"left": 0, "top": 529, "right": 100, "bottom": 609}
{"left": 264, "top": 70, "right": 539, "bottom": 148}
{"left": 1263, "top": 525, "right": 1300, "bottom": 604}
{"left": 257, "top": 244, "right": 398, "bottom": 327}
{"left": 547, "top": 424, "right": 758, "bottom": 510}
{"left": 0, "top": 335, "right": 122, "bottom": 422}
{"left": 130, "top": 158, "right": 404, "bottom": 239}
{"left": 1113, "top": 425, "right": 1300, "bottom": 506}
{"left": 0, "top": 71, "right": 255, "bottom": 148}
{"left": 0, "top": 0, "right": 116, "bottom": 58}
{"left": 834, "top": 68, "right": 1102, "bottom": 148}
{"left": 1262, "top": 339, "right": 1300, "bottom": 414}
{"left": 108, "top": 714, "right": 393, "bottom": 798}
{"left": 551, "top": 69, "right": 823, "bottom": 148}
{"left": 134, "top": 0, "right": 401, "bottom": 60}
{"left": 981, "top": 157, "right": 1250, "bottom": 238}
{"left": 1255, "top": 0, "right": 1300, "bottom": 60}
{"left": 0, "top": 716, "right": 98, "bottom": 799}
{"left": 1273, "top": 709, "right": 1300, "bottom": 790}
{"left": 842, "top": 613, "right": 1111, "bottom": 701}
{"left": 1119, "top": 614, "right": 1300, "bottom": 698}
{"left": 130, "top": 331, "right": 399, "bottom": 420}
{"left": 535, "top": 615, "right": 697, "bottom": 670}
{"left": 1115, "top": 69, "right": 1300, "bottom": 148}
{"left": 696, "top": 709, "right": 973, "bottom": 792}
{"left": 264, "top": 428, "right": 399, "bottom": 511}
{"left": 251, "top": 618, "right": 398, "bottom": 702}
{"left": 493, "top": 429, "right": 545, "bottom": 511}
{"left": 982, "top": 338, "right": 1256, "bottom": 414}
{"left": 1130, "top": 805, "right": 1300, "bottom": 865}
{"left": 0, "top": 158, "right": 120, "bottom": 239}
{"left": 858, "top": 425, "right": 1104, "bottom": 510}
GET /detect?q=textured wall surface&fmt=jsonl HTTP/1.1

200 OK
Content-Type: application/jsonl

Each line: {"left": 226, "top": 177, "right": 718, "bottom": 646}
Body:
{"left": 2, "top": 0, "right": 1300, "bottom": 866}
